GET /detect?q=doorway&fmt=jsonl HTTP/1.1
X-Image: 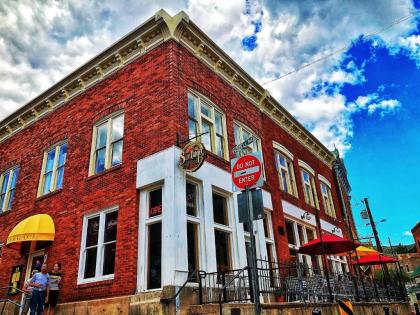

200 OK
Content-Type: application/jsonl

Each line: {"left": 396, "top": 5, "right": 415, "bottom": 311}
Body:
{"left": 24, "top": 250, "right": 44, "bottom": 281}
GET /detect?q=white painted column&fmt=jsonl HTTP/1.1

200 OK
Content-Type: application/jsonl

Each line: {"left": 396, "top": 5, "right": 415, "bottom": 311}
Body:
{"left": 201, "top": 181, "right": 217, "bottom": 273}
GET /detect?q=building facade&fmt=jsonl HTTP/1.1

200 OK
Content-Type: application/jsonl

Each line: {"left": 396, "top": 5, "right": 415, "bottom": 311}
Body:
{"left": 0, "top": 10, "right": 355, "bottom": 310}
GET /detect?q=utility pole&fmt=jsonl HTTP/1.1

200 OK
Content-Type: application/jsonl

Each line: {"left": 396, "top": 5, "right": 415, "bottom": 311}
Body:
{"left": 363, "top": 198, "right": 383, "bottom": 252}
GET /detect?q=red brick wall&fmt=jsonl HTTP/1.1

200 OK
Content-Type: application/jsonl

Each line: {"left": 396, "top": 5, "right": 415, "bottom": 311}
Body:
{"left": 412, "top": 223, "right": 420, "bottom": 254}
{"left": 171, "top": 42, "right": 352, "bottom": 261}
{"left": 0, "top": 39, "right": 355, "bottom": 303}
{"left": 0, "top": 41, "right": 182, "bottom": 302}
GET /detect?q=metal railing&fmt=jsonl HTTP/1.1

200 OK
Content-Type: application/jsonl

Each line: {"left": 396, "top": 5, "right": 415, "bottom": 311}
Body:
{"left": 160, "top": 269, "right": 198, "bottom": 305}
{"left": 198, "top": 268, "right": 252, "bottom": 304}
{"left": 198, "top": 261, "right": 407, "bottom": 305}
{"left": 0, "top": 286, "right": 24, "bottom": 315}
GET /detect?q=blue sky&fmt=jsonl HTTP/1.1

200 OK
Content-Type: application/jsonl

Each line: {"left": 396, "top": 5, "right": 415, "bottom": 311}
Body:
{"left": 0, "top": 1, "right": 419, "bottom": 245}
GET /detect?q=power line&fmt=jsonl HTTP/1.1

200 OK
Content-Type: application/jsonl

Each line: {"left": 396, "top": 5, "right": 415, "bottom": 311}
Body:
{"left": 262, "top": 10, "right": 420, "bottom": 85}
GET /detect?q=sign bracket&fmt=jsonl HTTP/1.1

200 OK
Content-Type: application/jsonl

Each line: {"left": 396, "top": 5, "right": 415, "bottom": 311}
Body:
{"left": 176, "top": 131, "right": 209, "bottom": 147}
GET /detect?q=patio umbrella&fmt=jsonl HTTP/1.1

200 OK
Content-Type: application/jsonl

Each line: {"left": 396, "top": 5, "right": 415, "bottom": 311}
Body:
{"left": 337, "top": 245, "right": 379, "bottom": 257}
{"left": 298, "top": 234, "right": 359, "bottom": 255}
{"left": 350, "top": 253, "right": 397, "bottom": 265}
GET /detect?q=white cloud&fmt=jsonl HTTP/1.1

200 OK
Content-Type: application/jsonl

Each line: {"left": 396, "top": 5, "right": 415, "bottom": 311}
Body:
{"left": 0, "top": 0, "right": 417, "bottom": 155}
{"left": 403, "top": 231, "right": 412, "bottom": 236}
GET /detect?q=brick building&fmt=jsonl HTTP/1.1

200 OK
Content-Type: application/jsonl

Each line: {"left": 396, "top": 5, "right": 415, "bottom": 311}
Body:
{"left": 412, "top": 221, "right": 420, "bottom": 254}
{"left": 0, "top": 10, "right": 356, "bottom": 313}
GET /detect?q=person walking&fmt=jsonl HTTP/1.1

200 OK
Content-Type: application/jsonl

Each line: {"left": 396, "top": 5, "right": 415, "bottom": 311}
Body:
{"left": 44, "top": 263, "right": 62, "bottom": 315}
{"left": 29, "top": 263, "right": 49, "bottom": 315}
{"left": 22, "top": 269, "right": 38, "bottom": 315}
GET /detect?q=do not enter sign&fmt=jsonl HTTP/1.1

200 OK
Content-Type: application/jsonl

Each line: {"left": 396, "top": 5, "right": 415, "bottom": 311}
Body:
{"left": 231, "top": 153, "right": 264, "bottom": 191}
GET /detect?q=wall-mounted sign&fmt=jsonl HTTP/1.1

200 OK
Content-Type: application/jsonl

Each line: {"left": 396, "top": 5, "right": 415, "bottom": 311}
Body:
{"left": 179, "top": 141, "right": 206, "bottom": 172}
{"left": 8, "top": 265, "right": 23, "bottom": 295}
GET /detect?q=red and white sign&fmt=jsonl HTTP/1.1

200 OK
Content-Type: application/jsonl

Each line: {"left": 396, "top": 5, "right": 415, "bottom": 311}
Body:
{"left": 231, "top": 153, "right": 263, "bottom": 191}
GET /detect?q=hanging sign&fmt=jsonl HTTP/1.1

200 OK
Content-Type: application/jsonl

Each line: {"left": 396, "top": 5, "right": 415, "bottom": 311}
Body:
{"left": 8, "top": 265, "right": 23, "bottom": 295}
{"left": 179, "top": 141, "right": 207, "bottom": 172}
{"left": 231, "top": 153, "right": 263, "bottom": 191}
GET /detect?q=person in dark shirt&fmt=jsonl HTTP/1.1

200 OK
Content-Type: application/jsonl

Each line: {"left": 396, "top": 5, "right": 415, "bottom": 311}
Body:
{"left": 44, "top": 263, "right": 62, "bottom": 315}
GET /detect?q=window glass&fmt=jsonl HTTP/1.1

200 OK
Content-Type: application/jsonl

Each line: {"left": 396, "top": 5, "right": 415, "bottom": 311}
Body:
{"left": 148, "top": 222, "right": 162, "bottom": 289}
{"left": 201, "top": 102, "right": 211, "bottom": 117}
{"left": 91, "top": 113, "right": 124, "bottom": 175}
{"left": 103, "top": 242, "right": 116, "bottom": 276}
{"left": 104, "top": 211, "right": 118, "bottom": 243}
{"left": 0, "top": 168, "right": 19, "bottom": 212}
{"left": 215, "top": 230, "right": 231, "bottom": 272}
{"left": 234, "top": 124, "right": 241, "bottom": 145}
{"left": 189, "top": 120, "right": 197, "bottom": 139}
{"left": 201, "top": 121, "right": 212, "bottom": 151}
{"left": 306, "top": 229, "right": 315, "bottom": 242}
{"left": 213, "top": 193, "right": 228, "bottom": 225}
{"left": 86, "top": 217, "right": 100, "bottom": 247}
{"left": 149, "top": 188, "right": 162, "bottom": 217}
{"left": 186, "top": 183, "right": 197, "bottom": 216}
{"left": 297, "top": 224, "right": 305, "bottom": 245}
{"left": 187, "top": 222, "right": 199, "bottom": 280}
{"left": 84, "top": 247, "right": 97, "bottom": 279}
{"left": 188, "top": 95, "right": 196, "bottom": 118}
{"left": 285, "top": 220, "right": 296, "bottom": 245}
{"left": 214, "top": 111, "right": 223, "bottom": 134}
{"left": 263, "top": 213, "right": 270, "bottom": 238}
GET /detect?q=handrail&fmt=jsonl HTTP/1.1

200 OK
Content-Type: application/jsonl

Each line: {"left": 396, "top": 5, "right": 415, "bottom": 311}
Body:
{"left": 0, "top": 299, "right": 22, "bottom": 315}
{"left": 160, "top": 270, "right": 198, "bottom": 305}
{"left": 0, "top": 286, "right": 26, "bottom": 295}
{"left": 219, "top": 267, "right": 249, "bottom": 315}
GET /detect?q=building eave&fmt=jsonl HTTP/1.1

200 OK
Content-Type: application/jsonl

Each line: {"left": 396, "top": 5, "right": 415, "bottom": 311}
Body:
{"left": 0, "top": 9, "right": 334, "bottom": 168}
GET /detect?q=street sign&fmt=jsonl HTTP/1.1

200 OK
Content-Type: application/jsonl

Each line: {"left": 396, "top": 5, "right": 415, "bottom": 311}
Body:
{"left": 233, "top": 136, "right": 257, "bottom": 155}
{"left": 231, "top": 153, "right": 263, "bottom": 191}
{"left": 237, "top": 189, "right": 264, "bottom": 222}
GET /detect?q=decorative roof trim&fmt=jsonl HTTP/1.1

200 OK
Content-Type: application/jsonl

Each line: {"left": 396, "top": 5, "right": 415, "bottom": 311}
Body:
{"left": 0, "top": 10, "right": 334, "bottom": 168}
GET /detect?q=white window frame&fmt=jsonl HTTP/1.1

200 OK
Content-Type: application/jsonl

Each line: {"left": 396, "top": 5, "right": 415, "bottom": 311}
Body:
{"left": 212, "top": 189, "right": 234, "bottom": 271}
{"left": 89, "top": 111, "right": 124, "bottom": 176}
{"left": 298, "top": 161, "right": 319, "bottom": 209}
{"left": 77, "top": 205, "right": 118, "bottom": 284}
{"left": 188, "top": 91, "right": 228, "bottom": 159}
{"left": 37, "top": 141, "right": 67, "bottom": 197}
{"left": 263, "top": 210, "right": 277, "bottom": 263}
{"left": 319, "top": 178, "right": 336, "bottom": 218}
{"left": 186, "top": 179, "right": 202, "bottom": 280}
{"left": 0, "top": 166, "right": 19, "bottom": 213}
{"left": 233, "top": 122, "right": 262, "bottom": 154}
{"left": 273, "top": 144, "right": 298, "bottom": 197}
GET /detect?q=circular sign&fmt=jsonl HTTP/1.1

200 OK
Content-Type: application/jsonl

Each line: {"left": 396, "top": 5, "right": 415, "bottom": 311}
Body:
{"left": 179, "top": 141, "right": 207, "bottom": 172}
{"left": 231, "top": 154, "right": 262, "bottom": 190}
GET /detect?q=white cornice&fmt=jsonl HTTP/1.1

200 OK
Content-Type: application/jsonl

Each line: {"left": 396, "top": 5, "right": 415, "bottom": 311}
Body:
{"left": 0, "top": 10, "right": 334, "bottom": 168}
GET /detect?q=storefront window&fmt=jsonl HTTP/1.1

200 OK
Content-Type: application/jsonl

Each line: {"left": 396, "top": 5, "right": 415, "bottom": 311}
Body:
{"left": 285, "top": 219, "right": 296, "bottom": 246}
{"left": 187, "top": 222, "right": 199, "bottom": 281}
{"left": 213, "top": 192, "right": 232, "bottom": 272}
{"left": 149, "top": 188, "right": 162, "bottom": 217}
{"left": 213, "top": 193, "right": 228, "bottom": 225}
{"left": 147, "top": 222, "right": 162, "bottom": 289}
{"left": 186, "top": 182, "right": 200, "bottom": 281}
{"left": 186, "top": 183, "right": 197, "bottom": 216}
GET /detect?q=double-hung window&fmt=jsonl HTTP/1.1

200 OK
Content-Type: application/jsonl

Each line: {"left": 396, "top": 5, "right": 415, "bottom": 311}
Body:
{"left": 319, "top": 179, "right": 336, "bottom": 218}
{"left": 299, "top": 162, "right": 319, "bottom": 209}
{"left": 233, "top": 123, "right": 261, "bottom": 154}
{"left": 79, "top": 207, "right": 118, "bottom": 283}
{"left": 274, "top": 150, "right": 298, "bottom": 197}
{"left": 188, "top": 92, "right": 227, "bottom": 159}
{"left": 0, "top": 167, "right": 19, "bottom": 213}
{"left": 90, "top": 112, "right": 124, "bottom": 175}
{"left": 38, "top": 142, "right": 67, "bottom": 196}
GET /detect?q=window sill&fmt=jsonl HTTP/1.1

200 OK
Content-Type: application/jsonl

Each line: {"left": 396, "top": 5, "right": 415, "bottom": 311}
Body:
{"left": 76, "top": 278, "right": 114, "bottom": 288}
{"left": 205, "top": 150, "right": 229, "bottom": 164}
{"left": 87, "top": 164, "right": 122, "bottom": 181}
{"left": 36, "top": 189, "right": 62, "bottom": 202}
{"left": 0, "top": 210, "right": 11, "bottom": 218}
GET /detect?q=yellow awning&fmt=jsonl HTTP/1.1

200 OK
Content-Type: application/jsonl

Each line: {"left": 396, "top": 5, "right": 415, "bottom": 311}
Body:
{"left": 6, "top": 214, "right": 55, "bottom": 245}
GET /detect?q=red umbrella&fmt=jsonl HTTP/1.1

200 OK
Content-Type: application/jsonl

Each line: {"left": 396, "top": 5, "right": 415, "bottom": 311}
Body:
{"left": 351, "top": 253, "right": 397, "bottom": 265}
{"left": 298, "top": 234, "right": 359, "bottom": 255}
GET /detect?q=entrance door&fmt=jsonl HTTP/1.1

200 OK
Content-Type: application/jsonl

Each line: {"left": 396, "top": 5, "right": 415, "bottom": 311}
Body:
{"left": 24, "top": 250, "right": 44, "bottom": 281}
